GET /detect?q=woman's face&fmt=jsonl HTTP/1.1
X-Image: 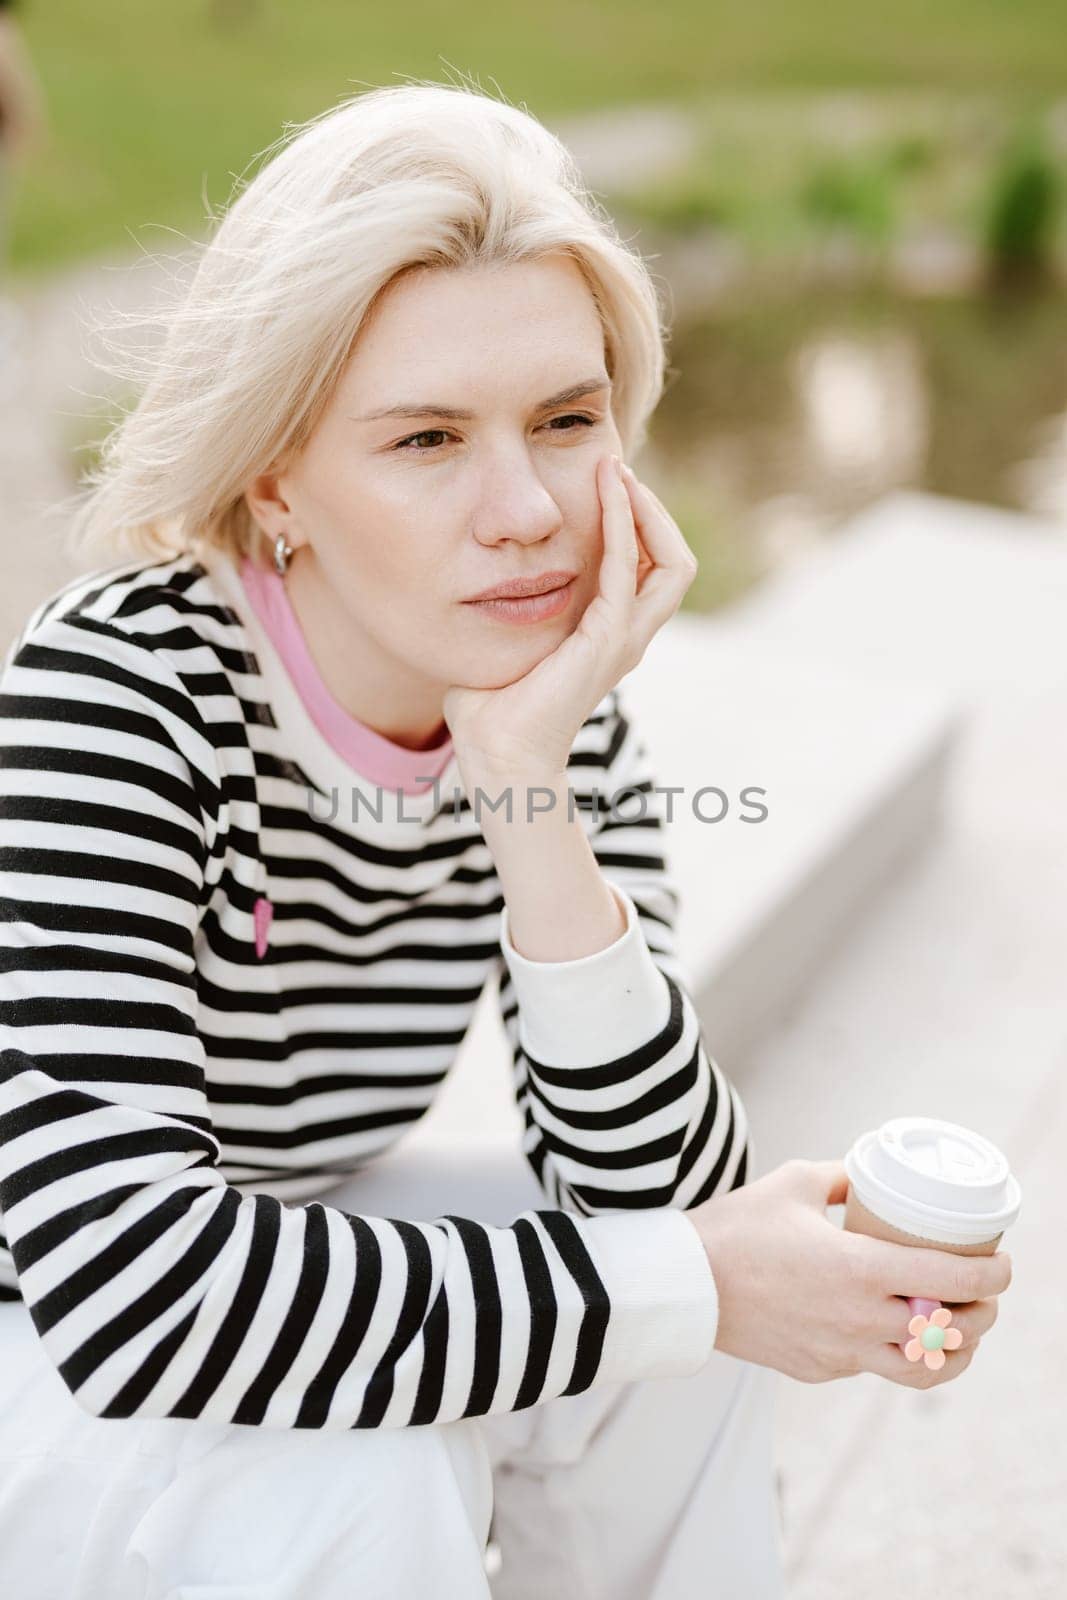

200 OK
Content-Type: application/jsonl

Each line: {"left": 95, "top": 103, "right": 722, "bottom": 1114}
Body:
{"left": 248, "top": 254, "right": 623, "bottom": 701}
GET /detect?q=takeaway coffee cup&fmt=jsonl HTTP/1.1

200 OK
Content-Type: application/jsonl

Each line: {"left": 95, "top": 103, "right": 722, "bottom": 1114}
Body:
{"left": 843, "top": 1117, "right": 1022, "bottom": 1356}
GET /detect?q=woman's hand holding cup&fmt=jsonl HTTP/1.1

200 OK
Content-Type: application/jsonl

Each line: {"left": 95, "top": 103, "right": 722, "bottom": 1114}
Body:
{"left": 681, "top": 1158, "right": 1013, "bottom": 1388}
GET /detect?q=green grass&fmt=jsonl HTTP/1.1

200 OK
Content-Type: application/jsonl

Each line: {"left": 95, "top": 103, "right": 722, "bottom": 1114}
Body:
{"left": 8, "top": 0, "right": 1067, "bottom": 272}
{"left": 619, "top": 94, "right": 1066, "bottom": 270}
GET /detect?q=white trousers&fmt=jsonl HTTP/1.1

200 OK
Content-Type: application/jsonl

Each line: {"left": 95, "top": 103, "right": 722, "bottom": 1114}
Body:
{"left": 0, "top": 1155, "right": 787, "bottom": 1600}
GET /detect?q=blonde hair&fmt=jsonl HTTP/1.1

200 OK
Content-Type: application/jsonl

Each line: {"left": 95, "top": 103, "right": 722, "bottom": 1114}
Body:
{"left": 62, "top": 78, "right": 671, "bottom": 568}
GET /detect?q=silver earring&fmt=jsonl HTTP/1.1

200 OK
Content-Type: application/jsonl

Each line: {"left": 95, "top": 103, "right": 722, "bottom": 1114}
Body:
{"left": 272, "top": 532, "right": 294, "bottom": 577}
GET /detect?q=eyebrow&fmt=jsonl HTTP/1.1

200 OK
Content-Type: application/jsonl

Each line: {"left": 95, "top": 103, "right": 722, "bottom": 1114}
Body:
{"left": 352, "top": 375, "right": 612, "bottom": 424}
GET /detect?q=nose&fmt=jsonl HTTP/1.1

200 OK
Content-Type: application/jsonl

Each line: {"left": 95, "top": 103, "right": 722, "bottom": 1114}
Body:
{"left": 470, "top": 448, "right": 564, "bottom": 548}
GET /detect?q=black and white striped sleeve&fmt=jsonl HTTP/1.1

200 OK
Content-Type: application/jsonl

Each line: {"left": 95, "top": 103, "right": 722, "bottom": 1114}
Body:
{"left": 0, "top": 617, "right": 718, "bottom": 1430}
{"left": 496, "top": 684, "right": 751, "bottom": 1219}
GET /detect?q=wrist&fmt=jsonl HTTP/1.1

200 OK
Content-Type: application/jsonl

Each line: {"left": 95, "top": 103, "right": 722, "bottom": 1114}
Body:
{"left": 685, "top": 1190, "right": 749, "bottom": 1358}
{"left": 458, "top": 758, "right": 568, "bottom": 809}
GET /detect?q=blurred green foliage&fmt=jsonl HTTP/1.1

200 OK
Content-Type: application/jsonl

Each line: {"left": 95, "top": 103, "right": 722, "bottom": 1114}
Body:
{"left": 621, "top": 96, "right": 1065, "bottom": 272}
{"left": 798, "top": 157, "right": 896, "bottom": 242}
{"left": 8, "top": 0, "right": 1067, "bottom": 272}
{"left": 982, "top": 128, "right": 1062, "bottom": 287}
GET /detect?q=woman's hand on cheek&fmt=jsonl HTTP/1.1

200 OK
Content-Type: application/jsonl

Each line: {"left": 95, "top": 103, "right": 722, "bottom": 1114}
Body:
{"left": 442, "top": 454, "right": 698, "bottom": 784}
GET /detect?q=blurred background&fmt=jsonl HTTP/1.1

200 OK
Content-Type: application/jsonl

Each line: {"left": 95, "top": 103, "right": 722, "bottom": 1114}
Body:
{"left": 0, "top": 5, "right": 1063, "bottom": 1597}
{"left": 2, "top": 0, "right": 1067, "bottom": 604}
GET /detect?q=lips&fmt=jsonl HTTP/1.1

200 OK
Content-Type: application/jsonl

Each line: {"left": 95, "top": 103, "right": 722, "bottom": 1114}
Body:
{"left": 464, "top": 570, "right": 578, "bottom": 603}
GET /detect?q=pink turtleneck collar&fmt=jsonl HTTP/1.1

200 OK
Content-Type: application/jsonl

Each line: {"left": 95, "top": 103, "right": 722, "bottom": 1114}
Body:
{"left": 237, "top": 555, "right": 454, "bottom": 797}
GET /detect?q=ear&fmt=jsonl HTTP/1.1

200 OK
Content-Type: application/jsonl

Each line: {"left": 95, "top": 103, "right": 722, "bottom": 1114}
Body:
{"left": 244, "top": 469, "right": 301, "bottom": 547}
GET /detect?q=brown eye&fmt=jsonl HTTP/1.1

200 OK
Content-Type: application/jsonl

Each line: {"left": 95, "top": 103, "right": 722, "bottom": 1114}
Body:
{"left": 395, "top": 430, "right": 452, "bottom": 452}
{"left": 547, "top": 414, "right": 597, "bottom": 432}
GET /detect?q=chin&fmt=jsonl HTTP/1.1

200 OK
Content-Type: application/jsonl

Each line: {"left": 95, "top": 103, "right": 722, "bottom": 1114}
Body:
{"left": 458, "top": 633, "right": 568, "bottom": 691}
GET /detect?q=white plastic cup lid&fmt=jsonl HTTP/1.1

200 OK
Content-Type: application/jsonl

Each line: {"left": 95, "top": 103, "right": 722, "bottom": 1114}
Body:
{"left": 844, "top": 1117, "right": 1022, "bottom": 1245}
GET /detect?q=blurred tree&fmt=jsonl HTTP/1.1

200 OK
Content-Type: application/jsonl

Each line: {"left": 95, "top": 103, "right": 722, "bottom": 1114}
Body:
{"left": 982, "top": 125, "right": 1062, "bottom": 293}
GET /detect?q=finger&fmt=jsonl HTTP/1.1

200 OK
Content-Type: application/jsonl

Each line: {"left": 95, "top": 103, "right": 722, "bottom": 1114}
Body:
{"left": 615, "top": 469, "right": 695, "bottom": 642}
{"left": 635, "top": 524, "right": 656, "bottom": 592}
{"left": 805, "top": 1158, "right": 850, "bottom": 1208}
{"left": 865, "top": 1238, "right": 1012, "bottom": 1303}
{"left": 866, "top": 1336, "right": 977, "bottom": 1389}
{"left": 619, "top": 466, "right": 697, "bottom": 590}
{"left": 622, "top": 463, "right": 699, "bottom": 573}
{"left": 874, "top": 1295, "right": 997, "bottom": 1349}
{"left": 596, "top": 455, "right": 640, "bottom": 617}
{"left": 614, "top": 480, "right": 697, "bottom": 643}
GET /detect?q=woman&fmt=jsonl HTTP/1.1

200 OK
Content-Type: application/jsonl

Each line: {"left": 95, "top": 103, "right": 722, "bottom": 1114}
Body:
{"left": 0, "top": 82, "right": 1010, "bottom": 1598}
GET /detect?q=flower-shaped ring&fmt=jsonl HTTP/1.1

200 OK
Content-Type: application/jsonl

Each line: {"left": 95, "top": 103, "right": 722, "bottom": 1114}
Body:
{"left": 904, "top": 1303, "right": 963, "bottom": 1370}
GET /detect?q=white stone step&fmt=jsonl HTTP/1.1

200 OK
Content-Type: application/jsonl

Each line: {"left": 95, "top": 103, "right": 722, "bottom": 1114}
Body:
{"left": 720, "top": 488, "right": 1067, "bottom": 696}
{"left": 622, "top": 619, "right": 962, "bottom": 1067}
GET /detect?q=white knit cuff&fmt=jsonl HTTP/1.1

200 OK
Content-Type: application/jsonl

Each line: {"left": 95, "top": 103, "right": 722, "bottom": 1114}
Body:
{"left": 576, "top": 1205, "right": 719, "bottom": 1384}
{"left": 500, "top": 884, "right": 672, "bottom": 1068}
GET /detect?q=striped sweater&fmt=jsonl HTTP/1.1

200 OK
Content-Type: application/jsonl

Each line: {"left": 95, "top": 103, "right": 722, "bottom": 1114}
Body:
{"left": 0, "top": 546, "right": 750, "bottom": 1431}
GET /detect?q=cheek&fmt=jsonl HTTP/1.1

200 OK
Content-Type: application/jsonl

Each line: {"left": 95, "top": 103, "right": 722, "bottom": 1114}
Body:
{"left": 315, "top": 485, "right": 426, "bottom": 592}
